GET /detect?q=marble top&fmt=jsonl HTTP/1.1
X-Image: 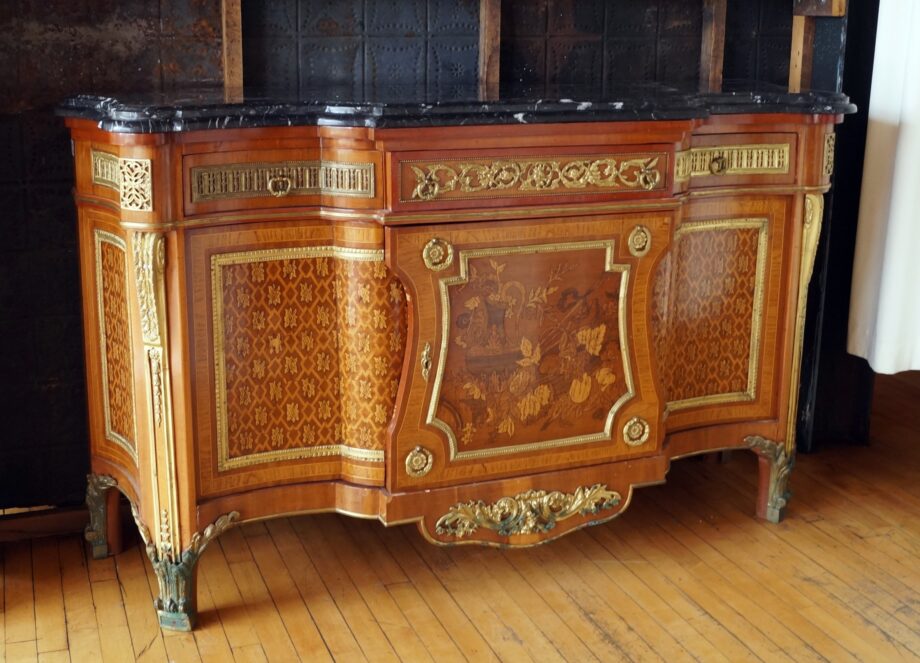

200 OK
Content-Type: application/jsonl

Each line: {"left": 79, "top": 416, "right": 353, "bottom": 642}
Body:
{"left": 58, "top": 81, "right": 856, "bottom": 133}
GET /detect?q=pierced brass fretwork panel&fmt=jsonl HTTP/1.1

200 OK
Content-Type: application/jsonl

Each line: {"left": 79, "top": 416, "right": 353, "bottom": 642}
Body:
{"left": 191, "top": 160, "right": 375, "bottom": 203}
{"left": 685, "top": 144, "right": 790, "bottom": 177}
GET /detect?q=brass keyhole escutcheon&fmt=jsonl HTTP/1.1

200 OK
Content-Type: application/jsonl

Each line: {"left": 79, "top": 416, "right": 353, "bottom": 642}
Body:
{"left": 420, "top": 342, "right": 432, "bottom": 382}
{"left": 267, "top": 175, "right": 293, "bottom": 197}
{"left": 709, "top": 155, "right": 728, "bottom": 175}
{"left": 405, "top": 446, "right": 434, "bottom": 478}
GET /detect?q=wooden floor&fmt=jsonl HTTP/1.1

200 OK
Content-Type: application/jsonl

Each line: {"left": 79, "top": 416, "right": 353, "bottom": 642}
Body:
{"left": 2, "top": 373, "right": 919, "bottom": 662}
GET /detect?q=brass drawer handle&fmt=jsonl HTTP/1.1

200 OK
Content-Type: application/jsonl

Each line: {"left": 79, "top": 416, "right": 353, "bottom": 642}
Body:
{"left": 267, "top": 175, "right": 293, "bottom": 197}
{"left": 709, "top": 155, "right": 728, "bottom": 175}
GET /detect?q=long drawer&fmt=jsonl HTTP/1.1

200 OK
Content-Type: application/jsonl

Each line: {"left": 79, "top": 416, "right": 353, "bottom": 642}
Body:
{"left": 390, "top": 145, "right": 675, "bottom": 212}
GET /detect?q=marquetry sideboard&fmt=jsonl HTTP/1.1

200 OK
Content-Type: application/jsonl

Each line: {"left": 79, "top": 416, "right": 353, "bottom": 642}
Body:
{"left": 60, "top": 89, "right": 851, "bottom": 630}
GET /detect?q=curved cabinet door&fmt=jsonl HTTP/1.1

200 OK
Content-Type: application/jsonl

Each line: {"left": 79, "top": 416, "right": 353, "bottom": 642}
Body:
{"left": 386, "top": 212, "right": 672, "bottom": 492}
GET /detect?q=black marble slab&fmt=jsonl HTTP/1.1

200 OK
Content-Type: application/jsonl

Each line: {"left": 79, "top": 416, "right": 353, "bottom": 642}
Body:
{"left": 58, "top": 81, "right": 856, "bottom": 133}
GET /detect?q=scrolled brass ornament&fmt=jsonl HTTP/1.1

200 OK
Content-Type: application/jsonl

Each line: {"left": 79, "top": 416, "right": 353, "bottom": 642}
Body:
{"left": 408, "top": 155, "right": 664, "bottom": 202}
{"left": 628, "top": 225, "right": 652, "bottom": 257}
{"left": 623, "top": 416, "right": 651, "bottom": 446}
{"left": 422, "top": 237, "right": 454, "bottom": 271}
{"left": 435, "top": 483, "right": 621, "bottom": 538}
{"left": 405, "top": 445, "right": 434, "bottom": 478}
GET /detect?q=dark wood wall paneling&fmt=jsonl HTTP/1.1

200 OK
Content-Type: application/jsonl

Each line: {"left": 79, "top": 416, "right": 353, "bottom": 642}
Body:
{"left": 241, "top": 0, "right": 481, "bottom": 97}
{"left": 0, "top": 0, "right": 224, "bottom": 509}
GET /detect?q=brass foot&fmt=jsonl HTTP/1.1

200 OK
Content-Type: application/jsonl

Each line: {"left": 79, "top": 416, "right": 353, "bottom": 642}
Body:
{"left": 152, "top": 552, "right": 199, "bottom": 631}
{"left": 84, "top": 474, "right": 118, "bottom": 559}
{"left": 132, "top": 504, "right": 239, "bottom": 631}
{"left": 745, "top": 436, "right": 793, "bottom": 523}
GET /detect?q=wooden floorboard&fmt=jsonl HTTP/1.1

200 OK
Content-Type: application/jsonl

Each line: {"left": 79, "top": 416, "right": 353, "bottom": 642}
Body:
{"left": 3, "top": 372, "right": 919, "bottom": 662}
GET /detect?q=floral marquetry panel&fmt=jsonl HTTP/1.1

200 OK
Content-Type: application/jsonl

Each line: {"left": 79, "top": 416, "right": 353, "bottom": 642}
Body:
{"left": 435, "top": 247, "right": 630, "bottom": 455}
{"left": 388, "top": 212, "right": 671, "bottom": 492}
{"left": 94, "top": 230, "right": 137, "bottom": 465}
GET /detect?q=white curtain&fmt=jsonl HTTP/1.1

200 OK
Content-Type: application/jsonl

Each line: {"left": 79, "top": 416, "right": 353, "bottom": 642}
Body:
{"left": 848, "top": 0, "right": 920, "bottom": 373}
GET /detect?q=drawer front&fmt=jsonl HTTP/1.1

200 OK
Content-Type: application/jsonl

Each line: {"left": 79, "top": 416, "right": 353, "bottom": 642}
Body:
{"left": 182, "top": 148, "right": 382, "bottom": 216}
{"left": 391, "top": 146, "right": 673, "bottom": 212}
{"left": 387, "top": 212, "right": 670, "bottom": 492}
{"left": 678, "top": 133, "right": 798, "bottom": 188}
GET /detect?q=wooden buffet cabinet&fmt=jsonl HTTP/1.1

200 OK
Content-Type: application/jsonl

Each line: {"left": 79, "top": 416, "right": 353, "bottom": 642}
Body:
{"left": 61, "top": 90, "right": 849, "bottom": 630}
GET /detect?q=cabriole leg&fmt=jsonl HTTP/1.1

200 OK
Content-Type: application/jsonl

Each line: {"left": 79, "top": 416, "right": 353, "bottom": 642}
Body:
{"left": 84, "top": 473, "right": 123, "bottom": 559}
{"left": 745, "top": 436, "right": 793, "bottom": 523}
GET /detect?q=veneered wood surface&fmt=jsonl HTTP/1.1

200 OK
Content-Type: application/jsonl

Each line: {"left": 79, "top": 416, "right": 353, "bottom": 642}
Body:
{"left": 387, "top": 212, "right": 669, "bottom": 493}
{"left": 67, "top": 112, "right": 839, "bottom": 552}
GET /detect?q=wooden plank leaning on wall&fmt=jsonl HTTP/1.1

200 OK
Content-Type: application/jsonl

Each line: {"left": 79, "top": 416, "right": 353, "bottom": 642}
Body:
{"left": 699, "top": 0, "right": 727, "bottom": 93}
{"left": 479, "top": 0, "right": 501, "bottom": 99}
{"left": 222, "top": 0, "right": 244, "bottom": 91}
{"left": 790, "top": 0, "right": 848, "bottom": 92}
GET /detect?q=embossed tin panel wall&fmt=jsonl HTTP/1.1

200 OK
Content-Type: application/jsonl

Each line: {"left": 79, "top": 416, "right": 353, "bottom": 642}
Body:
{"left": 241, "top": 0, "right": 480, "bottom": 97}
{"left": 0, "top": 0, "right": 224, "bottom": 508}
{"left": 723, "top": 0, "right": 793, "bottom": 86}
{"left": 500, "top": 0, "right": 704, "bottom": 89}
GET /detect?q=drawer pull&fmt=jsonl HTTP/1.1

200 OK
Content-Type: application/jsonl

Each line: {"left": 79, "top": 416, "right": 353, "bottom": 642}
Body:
{"left": 708, "top": 155, "right": 728, "bottom": 175}
{"left": 267, "top": 175, "right": 293, "bottom": 197}
{"left": 405, "top": 446, "right": 434, "bottom": 478}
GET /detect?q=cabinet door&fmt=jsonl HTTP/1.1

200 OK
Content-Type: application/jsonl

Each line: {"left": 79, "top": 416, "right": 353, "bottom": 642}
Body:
{"left": 658, "top": 194, "right": 795, "bottom": 432}
{"left": 387, "top": 212, "right": 671, "bottom": 492}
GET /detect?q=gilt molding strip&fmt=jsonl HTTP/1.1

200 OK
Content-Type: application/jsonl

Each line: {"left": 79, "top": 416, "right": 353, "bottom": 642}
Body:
{"left": 132, "top": 232, "right": 179, "bottom": 560}
{"left": 427, "top": 240, "right": 635, "bottom": 461}
{"left": 785, "top": 194, "right": 824, "bottom": 453}
{"left": 190, "top": 160, "right": 375, "bottom": 202}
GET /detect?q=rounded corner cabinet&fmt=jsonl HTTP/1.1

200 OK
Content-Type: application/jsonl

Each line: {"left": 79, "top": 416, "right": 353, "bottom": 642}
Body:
{"left": 61, "top": 88, "right": 852, "bottom": 630}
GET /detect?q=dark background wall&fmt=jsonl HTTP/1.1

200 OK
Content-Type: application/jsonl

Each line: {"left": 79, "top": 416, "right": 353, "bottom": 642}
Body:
{"left": 499, "top": 0, "right": 703, "bottom": 89}
{"left": 242, "top": 0, "right": 482, "bottom": 98}
{"left": 0, "top": 0, "right": 872, "bottom": 509}
{"left": 0, "top": 1, "right": 224, "bottom": 509}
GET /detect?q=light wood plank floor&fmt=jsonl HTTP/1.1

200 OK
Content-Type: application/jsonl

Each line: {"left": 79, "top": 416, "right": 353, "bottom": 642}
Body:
{"left": 3, "top": 372, "right": 919, "bottom": 662}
